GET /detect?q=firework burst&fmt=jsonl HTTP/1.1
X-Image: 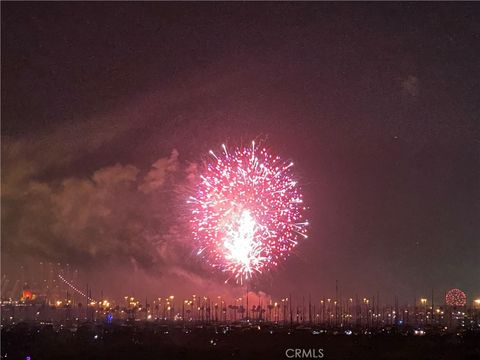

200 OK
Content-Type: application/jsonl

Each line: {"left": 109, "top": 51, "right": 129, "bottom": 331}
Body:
{"left": 445, "top": 288, "right": 466, "bottom": 306}
{"left": 189, "top": 141, "right": 308, "bottom": 283}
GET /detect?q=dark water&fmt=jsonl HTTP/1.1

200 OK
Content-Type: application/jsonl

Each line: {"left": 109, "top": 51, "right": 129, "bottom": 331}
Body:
{"left": 2, "top": 323, "right": 479, "bottom": 360}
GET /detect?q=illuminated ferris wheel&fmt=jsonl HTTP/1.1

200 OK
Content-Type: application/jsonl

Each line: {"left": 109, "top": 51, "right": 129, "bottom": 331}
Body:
{"left": 445, "top": 288, "right": 466, "bottom": 306}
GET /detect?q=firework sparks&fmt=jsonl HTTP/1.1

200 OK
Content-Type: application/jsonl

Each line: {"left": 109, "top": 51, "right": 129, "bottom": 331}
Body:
{"left": 445, "top": 288, "right": 466, "bottom": 306}
{"left": 189, "top": 141, "right": 308, "bottom": 283}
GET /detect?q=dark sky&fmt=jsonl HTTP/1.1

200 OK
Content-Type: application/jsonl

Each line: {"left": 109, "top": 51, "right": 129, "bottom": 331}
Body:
{"left": 2, "top": 3, "right": 479, "bottom": 303}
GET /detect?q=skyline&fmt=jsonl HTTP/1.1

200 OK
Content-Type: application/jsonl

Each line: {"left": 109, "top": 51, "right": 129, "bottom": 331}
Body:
{"left": 2, "top": 254, "right": 478, "bottom": 305}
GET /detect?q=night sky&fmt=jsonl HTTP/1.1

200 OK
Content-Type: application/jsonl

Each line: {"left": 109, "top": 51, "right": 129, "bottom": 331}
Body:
{"left": 2, "top": 3, "right": 479, "bottom": 303}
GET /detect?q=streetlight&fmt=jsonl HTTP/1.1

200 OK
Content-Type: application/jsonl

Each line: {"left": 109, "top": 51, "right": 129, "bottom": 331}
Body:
{"left": 473, "top": 297, "right": 480, "bottom": 321}
{"left": 420, "top": 298, "right": 427, "bottom": 324}
{"left": 474, "top": 299, "right": 480, "bottom": 323}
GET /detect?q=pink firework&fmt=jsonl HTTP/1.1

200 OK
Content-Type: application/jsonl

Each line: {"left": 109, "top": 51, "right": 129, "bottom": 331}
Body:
{"left": 445, "top": 288, "right": 467, "bottom": 306}
{"left": 189, "top": 141, "right": 308, "bottom": 283}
